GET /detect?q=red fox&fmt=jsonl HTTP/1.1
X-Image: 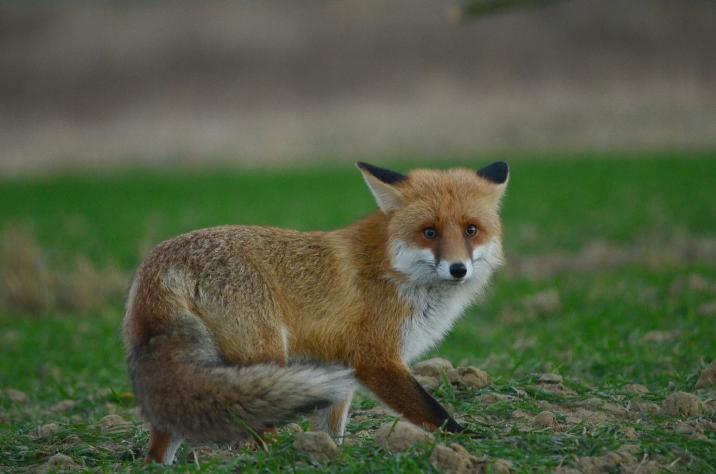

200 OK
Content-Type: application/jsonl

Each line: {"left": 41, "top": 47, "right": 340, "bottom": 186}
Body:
{"left": 123, "top": 162, "right": 509, "bottom": 464}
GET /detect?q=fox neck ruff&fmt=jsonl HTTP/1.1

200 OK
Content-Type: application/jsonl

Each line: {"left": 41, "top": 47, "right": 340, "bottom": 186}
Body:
{"left": 390, "top": 238, "right": 503, "bottom": 362}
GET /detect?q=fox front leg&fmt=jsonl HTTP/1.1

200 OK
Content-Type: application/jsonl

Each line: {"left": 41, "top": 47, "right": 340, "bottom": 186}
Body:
{"left": 355, "top": 361, "right": 464, "bottom": 432}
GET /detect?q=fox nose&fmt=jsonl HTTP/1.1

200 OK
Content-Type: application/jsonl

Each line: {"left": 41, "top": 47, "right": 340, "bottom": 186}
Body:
{"left": 449, "top": 263, "right": 467, "bottom": 279}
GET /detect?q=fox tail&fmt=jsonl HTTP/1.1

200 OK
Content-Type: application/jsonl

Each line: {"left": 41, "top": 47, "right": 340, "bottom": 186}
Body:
{"left": 127, "top": 315, "right": 354, "bottom": 442}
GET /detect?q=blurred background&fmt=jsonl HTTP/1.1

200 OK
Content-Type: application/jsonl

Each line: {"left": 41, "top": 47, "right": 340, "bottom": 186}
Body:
{"left": 2, "top": 0, "right": 715, "bottom": 175}
{"left": 2, "top": 2, "right": 716, "bottom": 470}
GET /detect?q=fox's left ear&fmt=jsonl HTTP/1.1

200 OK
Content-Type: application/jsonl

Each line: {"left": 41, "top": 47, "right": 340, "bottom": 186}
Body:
{"left": 356, "top": 162, "right": 406, "bottom": 213}
{"left": 477, "top": 161, "right": 509, "bottom": 196}
{"left": 477, "top": 161, "right": 509, "bottom": 203}
{"left": 477, "top": 161, "right": 509, "bottom": 185}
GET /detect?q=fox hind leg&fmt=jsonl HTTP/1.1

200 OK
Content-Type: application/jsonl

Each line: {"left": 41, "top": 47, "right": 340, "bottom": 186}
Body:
{"left": 145, "top": 426, "right": 183, "bottom": 465}
{"left": 311, "top": 390, "right": 353, "bottom": 444}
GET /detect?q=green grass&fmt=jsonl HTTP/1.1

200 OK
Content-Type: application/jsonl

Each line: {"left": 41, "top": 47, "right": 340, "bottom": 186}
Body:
{"left": 1, "top": 153, "right": 715, "bottom": 472}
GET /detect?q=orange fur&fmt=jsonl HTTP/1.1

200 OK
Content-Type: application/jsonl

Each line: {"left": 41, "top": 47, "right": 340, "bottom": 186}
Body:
{"left": 124, "top": 163, "right": 508, "bottom": 463}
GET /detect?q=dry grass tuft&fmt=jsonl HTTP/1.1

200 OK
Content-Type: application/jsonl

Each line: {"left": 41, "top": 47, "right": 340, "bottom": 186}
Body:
{"left": 0, "top": 226, "right": 128, "bottom": 315}
{"left": 0, "top": 226, "right": 55, "bottom": 313}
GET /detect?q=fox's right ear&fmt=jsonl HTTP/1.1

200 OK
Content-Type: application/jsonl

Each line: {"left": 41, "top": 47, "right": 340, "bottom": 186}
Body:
{"left": 356, "top": 162, "right": 406, "bottom": 213}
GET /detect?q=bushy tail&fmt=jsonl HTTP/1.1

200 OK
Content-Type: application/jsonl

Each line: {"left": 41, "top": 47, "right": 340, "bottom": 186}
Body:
{"left": 127, "top": 315, "right": 354, "bottom": 443}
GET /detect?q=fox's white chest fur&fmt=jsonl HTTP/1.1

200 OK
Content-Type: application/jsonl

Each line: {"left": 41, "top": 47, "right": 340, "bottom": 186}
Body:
{"left": 393, "top": 238, "right": 502, "bottom": 362}
{"left": 398, "top": 283, "right": 478, "bottom": 362}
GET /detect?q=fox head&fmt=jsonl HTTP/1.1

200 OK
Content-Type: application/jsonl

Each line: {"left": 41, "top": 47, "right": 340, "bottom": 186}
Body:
{"left": 357, "top": 162, "right": 508, "bottom": 286}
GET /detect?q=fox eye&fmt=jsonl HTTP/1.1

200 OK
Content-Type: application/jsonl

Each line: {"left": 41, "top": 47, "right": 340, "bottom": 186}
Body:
{"left": 422, "top": 228, "right": 438, "bottom": 240}
{"left": 465, "top": 224, "right": 478, "bottom": 238}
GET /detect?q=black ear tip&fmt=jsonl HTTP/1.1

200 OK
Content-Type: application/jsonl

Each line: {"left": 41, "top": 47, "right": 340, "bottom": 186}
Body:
{"left": 477, "top": 161, "right": 509, "bottom": 184}
{"left": 356, "top": 162, "right": 407, "bottom": 185}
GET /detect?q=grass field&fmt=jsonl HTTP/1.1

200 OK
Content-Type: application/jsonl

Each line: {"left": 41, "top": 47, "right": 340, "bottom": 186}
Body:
{"left": 1, "top": 153, "right": 715, "bottom": 472}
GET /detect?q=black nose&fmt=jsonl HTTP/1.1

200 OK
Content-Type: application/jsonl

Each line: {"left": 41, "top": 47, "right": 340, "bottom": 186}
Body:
{"left": 449, "top": 263, "right": 467, "bottom": 278}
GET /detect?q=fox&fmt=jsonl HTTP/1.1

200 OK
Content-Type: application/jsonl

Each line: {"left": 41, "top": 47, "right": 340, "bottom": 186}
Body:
{"left": 123, "top": 161, "right": 509, "bottom": 464}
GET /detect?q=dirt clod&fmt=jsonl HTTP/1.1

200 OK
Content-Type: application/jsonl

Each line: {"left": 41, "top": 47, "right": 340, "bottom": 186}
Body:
{"left": 447, "top": 368, "right": 462, "bottom": 384}
{"left": 641, "top": 330, "right": 677, "bottom": 343}
{"left": 35, "top": 423, "right": 61, "bottom": 438}
{"left": 283, "top": 423, "right": 303, "bottom": 433}
{"left": 674, "top": 421, "right": 697, "bottom": 435}
{"left": 477, "top": 393, "right": 510, "bottom": 405}
{"left": 292, "top": 431, "right": 339, "bottom": 461}
{"left": 366, "top": 406, "right": 395, "bottom": 417}
{"left": 534, "top": 373, "right": 576, "bottom": 396}
{"left": 490, "top": 459, "right": 513, "bottom": 473}
{"left": 669, "top": 274, "right": 710, "bottom": 296}
{"left": 533, "top": 411, "right": 558, "bottom": 429}
{"left": 429, "top": 443, "right": 486, "bottom": 474}
{"left": 553, "top": 468, "right": 581, "bottom": 474}
{"left": 37, "top": 363, "right": 62, "bottom": 381}
{"left": 50, "top": 400, "right": 76, "bottom": 413}
{"left": 412, "top": 358, "right": 454, "bottom": 378}
{"left": 190, "top": 446, "right": 235, "bottom": 463}
{"left": 697, "top": 300, "right": 716, "bottom": 317}
{"left": 601, "top": 402, "right": 628, "bottom": 417}
{"left": 561, "top": 407, "right": 610, "bottom": 425}
{"left": 454, "top": 367, "right": 491, "bottom": 389}
{"left": 631, "top": 401, "right": 661, "bottom": 415}
{"left": 98, "top": 414, "right": 131, "bottom": 431}
{"left": 521, "top": 289, "right": 562, "bottom": 315}
{"left": 44, "top": 453, "right": 79, "bottom": 471}
{"left": 575, "top": 445, "right": 641, "bottom": 473}
{"left": 662, "top": 392, "right": 703, "bottom": 417}
{"left": 375, "top": 421, "right": 434, "bottom": 452}
{"left": 415, "top": 374, "right": 441, "bottom": 390}
{"left": 695, "top": 360, "right": 716, "bottom": 388}
{"left": 5, "top": 388, "right": 28, "bottom": 404}
{"left": 622, "top": 427, "right": 638, "bottom": 440}
{"left": 536, "top": 382, "right": 576, "bottom": 396}
{"left": 538, "top": 373, "right": 563, "bottom": 384}
{"left": 623, "top": 383, "right": 649, "bottom": 394}
{"left": 58, "top": 435, "right": 82, "bottom": 452}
